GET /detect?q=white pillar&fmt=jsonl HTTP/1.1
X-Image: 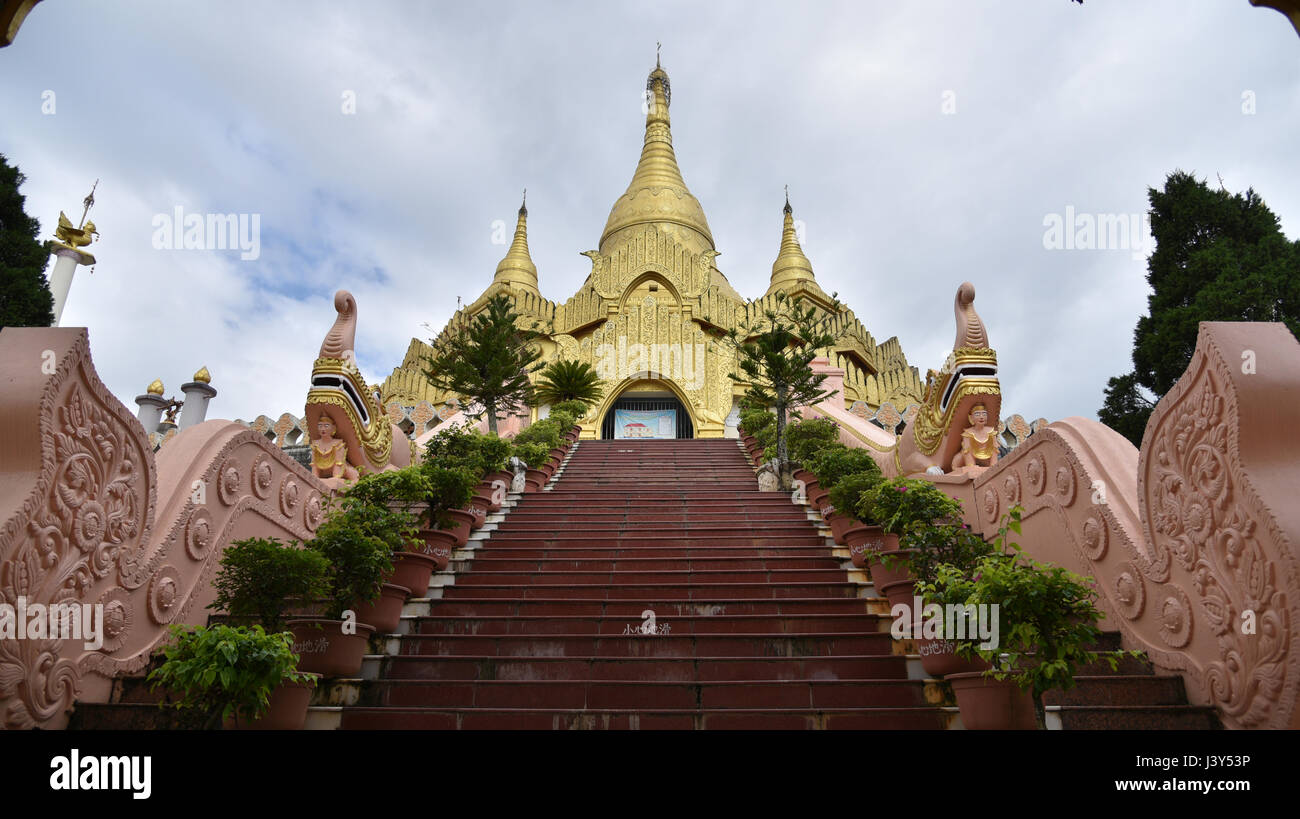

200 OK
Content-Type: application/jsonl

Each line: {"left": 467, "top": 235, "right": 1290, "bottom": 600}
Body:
{"left": 134, "top": 394, "right": 169, "bottom": 433}
{"left": 178, "top": 381, "right": 218, "bottom": 430}
{"left": 48, "top": 247, "right": 92, "bottom": 326}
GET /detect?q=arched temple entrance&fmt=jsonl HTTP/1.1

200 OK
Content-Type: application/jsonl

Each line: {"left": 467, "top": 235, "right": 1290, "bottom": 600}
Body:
{"left": 596, "top": 378, "right": 697, "bottom": 439}
{"left": 601, "top": 393, "right": 694, "bottom": 439}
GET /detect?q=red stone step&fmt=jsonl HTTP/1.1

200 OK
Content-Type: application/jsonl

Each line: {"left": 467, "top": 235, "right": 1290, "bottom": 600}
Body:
{"left": 338, "top": 707, "right": 951, "bottom": 730}
{"left": 424, "top": 598, "right": 876, "bottom": 617}
{"left": 365, "top": 679, "right": 932, "bottom": 709}
{"left": 378, "top": 654, "right": 908, "bottom": 682}
{"left": 459, "top": 556, "right": 842, "bottom": 572}
{"left": 411, "top": 613, "right": 887, "bottom": 636}
{"left": 390, "top": 632, "right": 894, "bottom": 658}
{"left": 452, "top": 569, "right": 849, "bottom": 585}
{"left": 438, "top": 582, "right": 864, "bottom": 600}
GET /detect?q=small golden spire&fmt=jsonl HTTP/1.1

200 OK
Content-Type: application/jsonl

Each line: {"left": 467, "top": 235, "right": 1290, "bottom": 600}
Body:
{"left": 492, "top": 194, "right": 539, "bottom": 295}
{"left": 147, "top": 378, "right": 164, "bottom": 395}
{"left": 769, "top": 191, "right": 814, "bottom": 288}
{"left": 193, "top": 366, "right": 211, "bottom": 384}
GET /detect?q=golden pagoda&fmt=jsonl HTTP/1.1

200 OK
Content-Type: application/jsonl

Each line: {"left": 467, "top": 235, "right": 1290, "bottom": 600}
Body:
{"left": 382, "top": 58, "right": 923, "bottom": 438}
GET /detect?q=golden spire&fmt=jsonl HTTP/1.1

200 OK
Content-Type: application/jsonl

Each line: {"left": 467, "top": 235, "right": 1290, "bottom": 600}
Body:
{"left": 147, "top": 378, "right": 164, "bottom": 395}
{"left": 492, "top": 191, "right": 539, "bottom": 296}
{"left": 599, "top": 55, "right": 714, "bottom": 256}
{"left": 768, "top": 189, "right": 816, "bottom": 292}
{"left": 193, "top": 366, "right": 211, "bottom": 384}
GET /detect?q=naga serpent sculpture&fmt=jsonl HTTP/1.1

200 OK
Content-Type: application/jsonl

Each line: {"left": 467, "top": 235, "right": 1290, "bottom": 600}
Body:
{"left": 876, "top": 282, "right": 1002, "bottom": 478}
{"left": 305, "top": 290, "right": 417, "bottom": 486}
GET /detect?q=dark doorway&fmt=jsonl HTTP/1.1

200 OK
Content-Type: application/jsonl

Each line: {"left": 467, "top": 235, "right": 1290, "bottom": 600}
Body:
{"left": 600, "top": 394, "right": 694, "bottom": 439}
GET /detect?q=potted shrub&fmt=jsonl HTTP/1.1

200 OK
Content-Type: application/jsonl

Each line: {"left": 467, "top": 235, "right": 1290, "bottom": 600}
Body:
{"left": 551, "top": 399, "right": 592, "bottom": 440}
{"left": 785, "top": 416, "right": 840, "bottom": 494}
{"left": 149, "top": 624, "right": 317, "bottom": 730}
{"left": 421, "top": 464, "right": 479, "bottom": 547}
{"left": 207, "top": 536, "right": 330, "bottom": 634}
{"left": 896, "top": 522, "right": 994, "bottom": 677}
{"left": 830, "top": 471, "right": 885, "bottom": 560}
{"left": 512, "top": 441, "right": 552, "bottom": 491}
{"left": 811, "top": 447, "right": 882, "bottom": 543}
{"left": 916, "top": 507, "right": 1134, "bottom": 729}
{"left": 855, "top": 476, "right": 962, "bottom": 579}
{"left": 291, "top": 503, "right": 398, "bottom": 677}
{"left": 337, "top": 468, "right": 443, "bottom": 589}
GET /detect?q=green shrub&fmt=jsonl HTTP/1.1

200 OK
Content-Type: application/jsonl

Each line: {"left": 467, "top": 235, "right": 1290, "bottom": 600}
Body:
{"left": 899, "top": 523, "right": 993, "bottom": 586}
{"left": 738, "top": 408, "right": 775, "bottom": 436}
{"left": 208, "top": 538, "right": 329, "bottom": 633}
{"left": 809, "top": 445, "right": 880, "bottom": 490}
{"left": 915, "top": 507, "right": 1135, "bottom": 729}
{"left": 551, "top": 399, "right": 590, "bottom": 421}
{"left": 307, "top": 510, "right": 399, "bottom": 618}
{"left": 785, "top": 415, "right": 840, "bottom": 467}
{"left": 512, "top": 417, "right": 563, "bottom": 450}
{"left": 422, "top": 426, "right": 511, "bottom": 480}
{"left": 149, "top": 624, "right": 312, "bottom": 729}
{"left": 419, "top": 463, "right": 479, "bottom": 528}
{"left": 512, "top": 440, "right": 551, "bottom": 468}
{"left": 827, "top": 471, "right": 883, "bottom": 521}
{"left": 858, "top": 476, "right": 963, "bottom": 535}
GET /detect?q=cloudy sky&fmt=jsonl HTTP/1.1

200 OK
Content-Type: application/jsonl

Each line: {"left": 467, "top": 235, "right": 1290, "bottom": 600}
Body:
{"left": 2, "top": 0, "right": 1297, "bottom": 430}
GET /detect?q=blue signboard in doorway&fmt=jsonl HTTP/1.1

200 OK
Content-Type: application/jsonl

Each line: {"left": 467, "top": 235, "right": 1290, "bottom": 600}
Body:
{"left": 613, "top": 408, "right": 677, "bottom": 439}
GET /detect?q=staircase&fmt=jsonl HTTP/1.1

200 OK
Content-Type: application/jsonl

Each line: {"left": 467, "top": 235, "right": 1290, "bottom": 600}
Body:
{"left": 331, "top": 438, "right": 951, "bottom": 729}
{"left": 69, "top": 438, "right": 1220, "bottom": 729}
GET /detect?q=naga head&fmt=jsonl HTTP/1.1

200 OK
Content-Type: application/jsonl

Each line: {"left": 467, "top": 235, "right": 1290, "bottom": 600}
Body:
{"left": 305, "top": 290, "right": 397, "bottom": 475}
{"left": 898, "top": 282, "right": 1001, "bottom": 475}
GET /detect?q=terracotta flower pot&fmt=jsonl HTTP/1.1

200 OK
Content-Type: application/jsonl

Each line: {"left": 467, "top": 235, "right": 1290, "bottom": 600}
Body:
{"left": 389, "top": 550, "right": 439, "bottom": 597}
{"left": 877, "top": 578, "right": 918, "bottom": 613}
{"left": 351, "top": 582, "right": 411, "bottom": 634}
{"left": 476, "top": 480, "right": 504, "bottom": 512}
{"left": 807, "top": 483, "right": 829, "bottom": 511}
{"left": 946, "top": 671, "right": 1038, "bottom": 730}
{"left": 287, "top": 619, "right": 376, "bottom": 678}
{"left": 467, "top": 499, "right": 489, "bottom": 529}
{"left": 825, "top": 511, "right": 855, "bottom": 545}
{"left": 444, "top": 508, "right": 475, "bottom": 547}
{"left": 524, "top": 468, "right": 548, "bottom": 492}
{"left": 548, "top": 447, "right": 568, "bottom": 463}
{"left": 415, "top": 527, "right": 457, "bottom": 570}
{"left": 917, "top": 638, "right": 991, "bottom": 679}
{"left": 226, "top": 673, "right": 320, "bottom": 731}
{"left": 565, "top": 429, "right": 580, "bottom": 443}
{"left": 867, "top": 548, "right": 915, "bottom": 590}
{"left": 844, "top": 526, "right": 894, "bottom": 568}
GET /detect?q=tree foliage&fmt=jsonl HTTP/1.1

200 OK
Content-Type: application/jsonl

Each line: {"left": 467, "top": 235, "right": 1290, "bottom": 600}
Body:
{"left": 0, "top": 154, "right": 54, "bottom": 329}
{"left": 533, "top": 359, "right": 603, "bottom": 407}
{"left": 422, "top": 294, "right": 544, "bottom": 434}
{"left": 1100, "top": 171, "right": 1300, "bottom": 445}
{"left": 717, "top": 291, "right": 840, "bottom": 489}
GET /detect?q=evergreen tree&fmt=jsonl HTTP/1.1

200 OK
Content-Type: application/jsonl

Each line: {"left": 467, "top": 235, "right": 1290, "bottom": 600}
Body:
{"left": 422, "top": 294, "right": 544, "bottom": 435}
{"left": 0, "top": 154, "right": 54, "bottom": 329}
{"left": 718, "top": 291, "right": 840, "bottom": 490}
{"left": 1100, "top": 171, "right": 1300, "bottom": 446}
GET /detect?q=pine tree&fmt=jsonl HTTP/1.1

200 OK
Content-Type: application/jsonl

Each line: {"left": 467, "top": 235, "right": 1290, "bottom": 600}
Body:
{"left": 1099, "top": 170, "right": 1300, "bottom": 446}
{"left": 422, "top": 294, "right": 544, "bottom": 435}
{"left": 718, "top": 291, "right": 840, "bottom": 490}
{"left": 0, "top": 154, "right": 54, "bottom": 329}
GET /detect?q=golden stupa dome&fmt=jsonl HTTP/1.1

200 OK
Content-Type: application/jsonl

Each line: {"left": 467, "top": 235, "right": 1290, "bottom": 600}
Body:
{"left": 599, "top": 60, "right": 714, "bottom": 256}
{"left": 492, "top": 194, "right": 539, "bottom": 295}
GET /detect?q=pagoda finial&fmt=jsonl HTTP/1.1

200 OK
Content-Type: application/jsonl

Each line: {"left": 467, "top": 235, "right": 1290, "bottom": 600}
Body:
{"left": 493, "top": 195, "right": 539, "bottom": 296}
{"left": 656, "top": 42, "right": 661, "bottom": 68}
{"left": 766, "top": 191, "right": 821, "bottom": 297}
